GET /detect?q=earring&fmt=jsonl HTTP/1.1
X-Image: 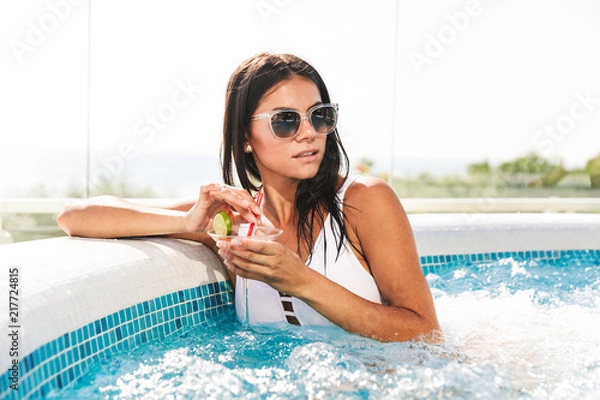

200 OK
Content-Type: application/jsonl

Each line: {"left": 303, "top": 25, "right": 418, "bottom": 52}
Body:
{"left": 245, "top": 144, "right": 252, "bottom": 153}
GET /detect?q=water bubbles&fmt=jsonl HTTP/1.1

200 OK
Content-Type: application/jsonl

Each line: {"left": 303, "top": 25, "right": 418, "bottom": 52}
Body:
{"left": 434, "top": 253, "right": 600, "bottom": 399}
{"left": 452, "top": 268, "right": 467, "bottom": 279}
{"left": 52, "top": 252, "right": 600, "bottom": 399}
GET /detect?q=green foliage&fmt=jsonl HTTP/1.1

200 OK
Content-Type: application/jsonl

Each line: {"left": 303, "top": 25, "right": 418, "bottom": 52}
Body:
{"left": 586, "top": 154, "right": 600, "bottom": 174}
{"left": 389, "top": 151, "right": 600, "bottom": 196}
{"left": 529, "top": 166, "right": 568, "bottom": 188}
{"left": 467, "top": 161, "right": 491, "bottom": 175}
{"left": 586, "top": 153, "right": 600, "bottom": 188}
{"left": 497, "top": 153, "right": 556, "bottom": 174}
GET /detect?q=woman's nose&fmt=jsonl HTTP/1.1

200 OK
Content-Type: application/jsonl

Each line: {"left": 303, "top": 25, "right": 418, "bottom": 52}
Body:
{"left": 295, "top": 117, "right": 316, "bottom": 142}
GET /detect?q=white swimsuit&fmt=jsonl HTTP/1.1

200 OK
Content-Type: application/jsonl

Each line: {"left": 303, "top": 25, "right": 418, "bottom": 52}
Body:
{"left": 235, "top": 176, "right": 383, "bottom": 326}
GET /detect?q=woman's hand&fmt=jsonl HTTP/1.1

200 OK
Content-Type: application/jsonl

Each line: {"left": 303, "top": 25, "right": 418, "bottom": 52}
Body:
{"left": 215, "top": 238, "right": 312, "bottom": 295}
{"left": 184, "top": 184, "right": 261, "bottom": 233}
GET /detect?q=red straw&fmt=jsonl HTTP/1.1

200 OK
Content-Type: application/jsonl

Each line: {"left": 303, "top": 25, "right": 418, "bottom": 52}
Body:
{"left": 246, "top": 189, "right": 263, "bottom": 237}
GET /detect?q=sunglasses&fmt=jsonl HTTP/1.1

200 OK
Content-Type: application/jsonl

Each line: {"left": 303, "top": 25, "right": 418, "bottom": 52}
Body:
{"left": 250, "top": 103, "right": 338, "bottom": 139}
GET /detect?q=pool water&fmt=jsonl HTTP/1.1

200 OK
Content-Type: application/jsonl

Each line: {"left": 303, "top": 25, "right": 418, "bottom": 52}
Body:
{"left": 50, "top": 251, "right": 600, "bottom": 399}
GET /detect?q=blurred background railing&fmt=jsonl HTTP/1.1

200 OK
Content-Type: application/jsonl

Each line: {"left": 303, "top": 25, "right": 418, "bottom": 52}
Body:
{"left": 3, "top": 197, "right": 600, "bottom": 244}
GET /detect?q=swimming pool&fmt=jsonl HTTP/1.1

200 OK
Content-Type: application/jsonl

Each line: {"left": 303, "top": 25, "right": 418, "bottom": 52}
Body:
{"left": 1, "top": 213, "right": 599, "bottom": 398}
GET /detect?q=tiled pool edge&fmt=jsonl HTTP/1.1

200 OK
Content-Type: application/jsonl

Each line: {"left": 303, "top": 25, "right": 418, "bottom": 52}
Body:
{"left": 420, "top": 249, "right": 600, "bottom": 275}
{"left": 5, "top": 249, "right": 598, "bottom": 399}
{"left": 0, "top": 280, "right": 234, "bottom": 400}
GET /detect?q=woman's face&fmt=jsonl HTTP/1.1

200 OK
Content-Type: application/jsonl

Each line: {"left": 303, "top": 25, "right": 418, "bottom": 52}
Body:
{"left": 247, "top": 75, "right": 329, "bottom": 184}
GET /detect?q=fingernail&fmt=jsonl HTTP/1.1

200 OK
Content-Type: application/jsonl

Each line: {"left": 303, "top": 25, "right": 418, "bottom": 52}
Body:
{"left": 231, "top": 239, "right": 242, "bottom": 246}
{"left": 216, "top": 240, "right": 225, "bottom": 249}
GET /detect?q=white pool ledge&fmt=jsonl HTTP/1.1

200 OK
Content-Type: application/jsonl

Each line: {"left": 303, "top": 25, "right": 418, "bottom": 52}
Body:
{"left": 0, "top": 238, "right": 228, "bottom": 373}
{"left": 410, "top": 213, "right": 600, "bottom": 256}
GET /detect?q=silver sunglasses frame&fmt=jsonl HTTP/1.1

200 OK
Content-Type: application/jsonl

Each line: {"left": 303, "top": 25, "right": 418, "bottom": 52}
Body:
{"left": 250, "top": 103, "right": 339, "bottom": 139}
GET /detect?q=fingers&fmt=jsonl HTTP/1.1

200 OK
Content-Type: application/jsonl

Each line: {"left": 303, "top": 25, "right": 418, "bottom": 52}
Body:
{"left": 216, "top": 239, "right": 307, "bottom": 296}
{"left": 216, "top": 238, "right": 279, "bottom": 277}
{"left": 217, "top": 238, "right": 273, "bottom": 263}
{"left": 229, "top": 238, "right": 280, "bottom": 258}
{"left": 219, "top": 255, "right": 252, "bottom": 279}
{"left": 202, "top": 184, "right": 260, "bottom": 223}
{"left": 216, "top": 244, "right": 257, "bottom": 280}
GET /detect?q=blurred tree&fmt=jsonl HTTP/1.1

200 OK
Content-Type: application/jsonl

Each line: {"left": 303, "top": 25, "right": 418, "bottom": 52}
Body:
{"left": 497, "top": 153, "right": 555, "bottom": 174}
{"left": 529, "top": 166, "right": 568, "bottom": 187}
{"left": 586, "top": 153, "right": 600, "bottom": 188}
{"left": 467, "top": 160, "right": 491, "bottom": 175}
{"left": 417, "top": 172, "right": 435, "bottom": 184}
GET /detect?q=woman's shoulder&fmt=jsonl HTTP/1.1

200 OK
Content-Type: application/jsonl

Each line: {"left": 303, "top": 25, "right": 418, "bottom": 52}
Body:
{"left": 343, "top": 175, "right": 397, "bottom": 202}
{"left": 342, "top": 175, "right": 414, "bottom": 253}
{"left": 341, "top": 175, "right": 412, "bottom": 253}
{"left": 341, "top": 175, "right": 403, "bottom": 220}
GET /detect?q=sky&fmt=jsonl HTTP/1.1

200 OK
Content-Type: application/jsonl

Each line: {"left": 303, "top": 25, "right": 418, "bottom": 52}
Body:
{"left": 1, "top": 0, "right": 600, "bottom": 196}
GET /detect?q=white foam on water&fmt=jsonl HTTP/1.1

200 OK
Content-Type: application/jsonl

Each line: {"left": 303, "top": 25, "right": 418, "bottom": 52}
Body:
{"left": 435, "top": 288, "right": 600, "bottom": 397}
{"left": 50, "top": 253, "right": 600, "bottom": 399}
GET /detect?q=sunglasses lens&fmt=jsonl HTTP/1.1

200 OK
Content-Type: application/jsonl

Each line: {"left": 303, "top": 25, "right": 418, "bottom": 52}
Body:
{"left": 271, "top": 111, "right": 301, "bottom": 138}
{"left": 310, "top": 106, "right": 337, "bottom": 134}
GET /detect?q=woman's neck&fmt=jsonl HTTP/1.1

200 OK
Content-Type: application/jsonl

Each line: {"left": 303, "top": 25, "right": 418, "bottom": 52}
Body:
{"left": 260, "top": 181, "right": 298, "bottom": 227}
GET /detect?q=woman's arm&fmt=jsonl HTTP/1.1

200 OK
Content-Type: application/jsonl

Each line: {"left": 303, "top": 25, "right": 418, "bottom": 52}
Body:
{"left": 304, "top": 177, "right": 440, "bottom": 341}
{"left": 57, "top": 195, "right": 193, "bottom": 238}
{"left": 218, "top": 177, "right": 441, "bottom": 342}
{"left": 57, "top": 183, "right": 261, "bottom": 241}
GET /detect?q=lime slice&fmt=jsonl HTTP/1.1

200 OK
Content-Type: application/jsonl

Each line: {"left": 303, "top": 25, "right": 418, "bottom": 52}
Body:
{"left": 213, "top": 211, "right": 232, "bottom": 236}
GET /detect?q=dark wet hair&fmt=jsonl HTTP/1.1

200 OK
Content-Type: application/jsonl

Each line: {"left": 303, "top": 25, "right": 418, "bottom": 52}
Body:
{"left": 221, "top": 52, "right": 352, "bottom": 263}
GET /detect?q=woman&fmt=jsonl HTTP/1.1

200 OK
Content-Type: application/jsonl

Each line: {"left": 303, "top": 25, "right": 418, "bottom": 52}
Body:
{"left": 58, "top": 53, "right": 440, "bottom": 342}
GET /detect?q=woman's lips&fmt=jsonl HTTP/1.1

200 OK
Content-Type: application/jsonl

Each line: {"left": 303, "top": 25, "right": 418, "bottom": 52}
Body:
{"left": 293, "top": 149, "right": 318, "bottom": 158}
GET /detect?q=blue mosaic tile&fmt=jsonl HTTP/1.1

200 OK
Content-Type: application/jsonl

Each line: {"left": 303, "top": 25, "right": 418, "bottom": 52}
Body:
{"left": 420, "top": 249, "right": 600, "bottom": 275}
{"left": 0, "top": 279, "right": 234, "bottom": 400}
